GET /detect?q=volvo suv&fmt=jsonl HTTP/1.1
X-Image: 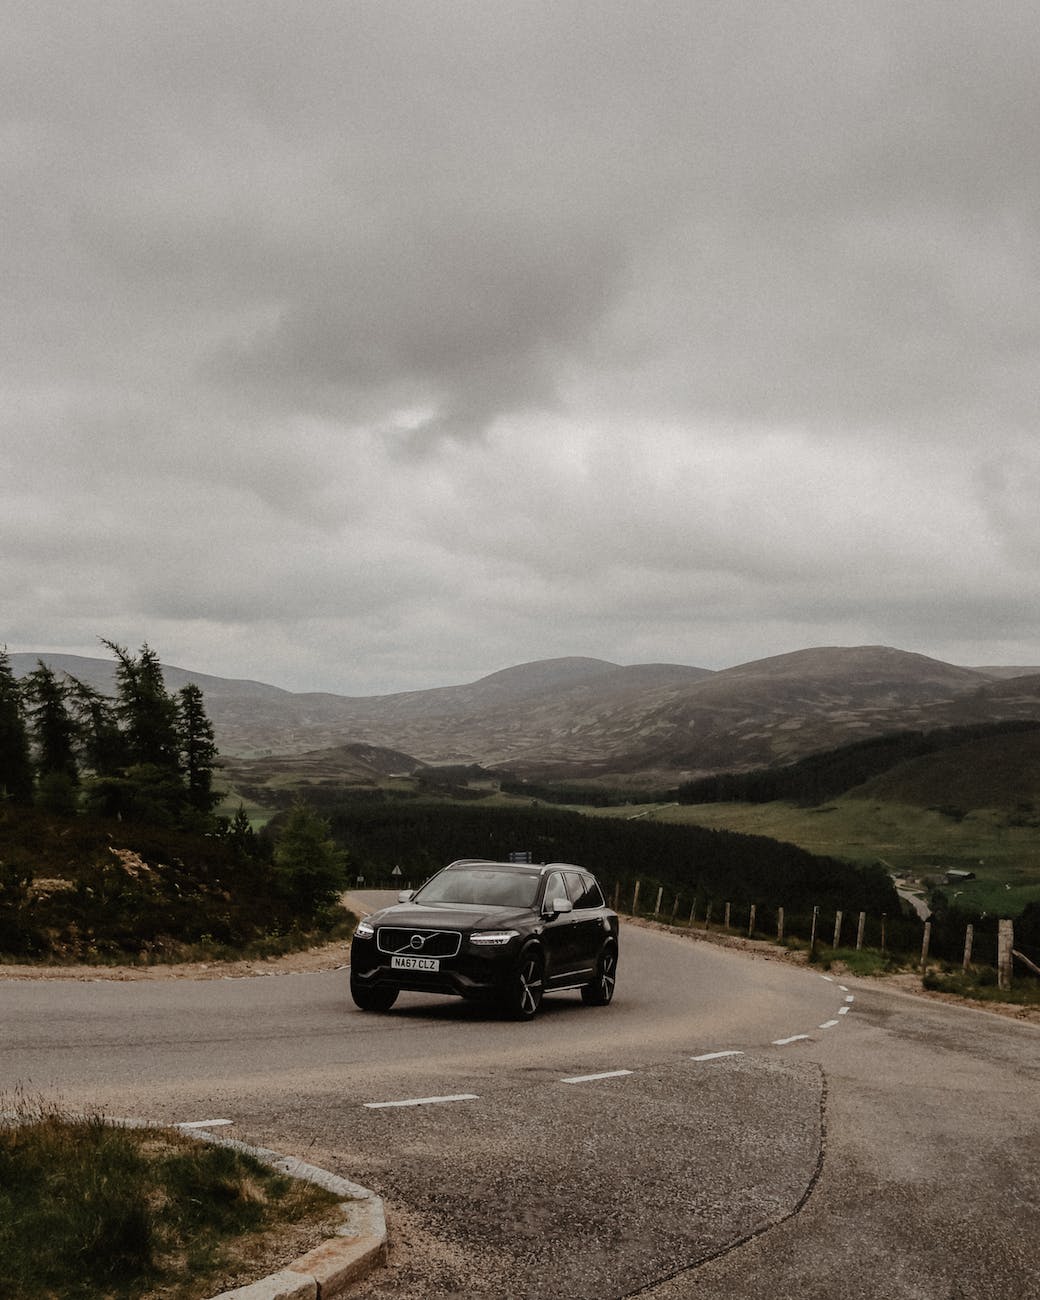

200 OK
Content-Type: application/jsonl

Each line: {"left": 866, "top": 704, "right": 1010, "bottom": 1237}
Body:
{"left": 349, "top": 859, "right": 619, "bottom": 1020}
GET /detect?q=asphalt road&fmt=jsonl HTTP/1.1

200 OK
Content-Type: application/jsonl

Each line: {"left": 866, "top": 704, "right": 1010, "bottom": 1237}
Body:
{"left": 2, "top": 892, "right": 1037, "bottom": 1298}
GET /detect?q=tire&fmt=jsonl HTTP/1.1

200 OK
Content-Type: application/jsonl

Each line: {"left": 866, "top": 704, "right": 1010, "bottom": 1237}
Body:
{"left": 504, "top": 946, "right": 545, "bottom": 1020}
{"left": 581, "top": 944, "right": 617, "bottom": 1006}
{"left": 350, "top": 975, "right": 399, "bottom": 1013}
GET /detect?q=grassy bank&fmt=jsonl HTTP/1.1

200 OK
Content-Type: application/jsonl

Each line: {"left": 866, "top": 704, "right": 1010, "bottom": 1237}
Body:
{"left": 0, "top": 1098, "right": 341, "bottom": 1300}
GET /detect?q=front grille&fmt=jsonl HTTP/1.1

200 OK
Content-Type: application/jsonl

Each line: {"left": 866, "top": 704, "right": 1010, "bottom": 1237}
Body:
{"left": 377, "top": 927, "right": 462, "bottom": 959}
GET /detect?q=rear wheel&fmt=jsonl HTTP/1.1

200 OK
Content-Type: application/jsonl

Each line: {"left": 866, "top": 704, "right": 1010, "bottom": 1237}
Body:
{"left": 581, "top": 944, "right": 617, "bottom": 1006}
{"left": 350, "top": 975, "right": 399, "bottom": 1013}
{"left": 504, "top": 946, "right": 544, "bottom": 1020}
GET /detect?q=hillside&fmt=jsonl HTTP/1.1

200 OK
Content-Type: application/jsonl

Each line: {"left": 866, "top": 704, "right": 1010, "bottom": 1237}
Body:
{"left": 856, "top": 728, "right": 1040, "bottom": 814}
{"left": 12, "top": 645, "right": 1040, "bottom": 784}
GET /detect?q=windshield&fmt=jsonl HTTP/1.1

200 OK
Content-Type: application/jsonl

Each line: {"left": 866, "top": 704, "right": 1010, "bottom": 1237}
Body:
{"left": 413, "top": 867, "right": 540, "bottom": 909}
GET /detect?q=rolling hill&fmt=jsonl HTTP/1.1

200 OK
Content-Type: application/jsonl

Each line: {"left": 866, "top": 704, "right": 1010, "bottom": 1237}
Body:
{"left": 11, "top": 645, "right": 1040, "bottom": 784}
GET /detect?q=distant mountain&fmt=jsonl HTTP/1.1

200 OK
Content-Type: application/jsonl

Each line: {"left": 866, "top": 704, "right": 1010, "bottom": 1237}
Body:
{"left": 10, "top": 645, "right": 1040, "bottom": 782}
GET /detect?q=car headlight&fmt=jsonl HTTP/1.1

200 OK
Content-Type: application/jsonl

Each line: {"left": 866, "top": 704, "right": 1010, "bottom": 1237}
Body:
{"left": 469, "top": 930, "right": 519, "bottom": 946}
{"left": 354, "top": 919, "right": 375, "bottom": 939}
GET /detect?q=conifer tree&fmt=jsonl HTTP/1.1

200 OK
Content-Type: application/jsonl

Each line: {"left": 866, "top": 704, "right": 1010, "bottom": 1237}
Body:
{"left": 67, "top": 678, "right": 126, "bottom": 777}
{"left": 104, "top": 640, "right": 180, "bottom": 770}
{"left": 24, "top": 662, "right": 79, "bottom": 781}
{"left": 178, "top": 682, "right": 219, "bottom": 814}
{"left": 272, "top": 802, "right": 349, "bottom": 920}
{"left": 24, "top": 662, "right": 80, "bottom": 811}
{"left": 0, "top": 649, "right": 33, "bottom": 804}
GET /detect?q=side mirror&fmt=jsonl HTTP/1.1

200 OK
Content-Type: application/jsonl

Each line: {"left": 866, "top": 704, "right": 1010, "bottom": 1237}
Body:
{"left": 544, "top": 896, "right": 573, "bottom": 917}
{"left": 397, "top": 889, "right": 414, "bottom": 903}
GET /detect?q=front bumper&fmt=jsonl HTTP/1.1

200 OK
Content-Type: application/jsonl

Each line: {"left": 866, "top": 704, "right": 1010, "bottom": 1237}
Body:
{"left": 350, "top": 941, "right": 518, "bottom": 1002}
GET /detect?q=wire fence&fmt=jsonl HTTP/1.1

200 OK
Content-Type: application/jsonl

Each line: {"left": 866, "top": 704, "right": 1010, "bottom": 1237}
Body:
{"left": 349, "top": 871, "right": 1040, "bottom": 992}
{"left": 611, "top": 878, "right": 1040, "bottom": 993}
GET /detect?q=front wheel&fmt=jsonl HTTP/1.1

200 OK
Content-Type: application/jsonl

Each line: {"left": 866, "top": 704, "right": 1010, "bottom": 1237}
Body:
{"left": 504, "top": 946, "right": 544, "bottom": 1020}
{"left": 581, "top": 945, "right": 617, "bottom": 1006}
{"left": 350, "top": 975, "right": 399, "bottom": 1013}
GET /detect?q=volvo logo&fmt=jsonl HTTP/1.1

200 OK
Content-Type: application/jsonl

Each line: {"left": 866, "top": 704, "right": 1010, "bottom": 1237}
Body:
{"left": 409, "top": 933, "right": 427, "bottom": 950}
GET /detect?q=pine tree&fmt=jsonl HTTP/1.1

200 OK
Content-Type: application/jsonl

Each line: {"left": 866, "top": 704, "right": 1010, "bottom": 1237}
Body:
{"left": 67, "top": 678, "right": 126, "bottom": 776}
{"left": 24, "top": 662, "right": 79, "bottom": 781}
{"left": 24, "top": 662, "right": 80, "bottom": 812}
{"left": 272, "top": 802, "right": 349, "bottom": 920}
{"left": 178, "top": 682, "right": 219, "bottom": 815}
{"left": 0, "top": 649, "right": 33, "bottom": 804}
{"left": 104, "top": 640, "right": 180, "bottom": 769}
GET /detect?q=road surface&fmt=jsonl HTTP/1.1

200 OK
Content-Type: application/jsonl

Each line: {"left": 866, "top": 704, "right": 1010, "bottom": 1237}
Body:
{"left": 1, "top": 892, "right": 1036, "bottom": 1298}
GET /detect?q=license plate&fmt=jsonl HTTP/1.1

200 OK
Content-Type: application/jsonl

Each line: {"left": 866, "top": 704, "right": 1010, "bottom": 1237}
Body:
{"left": 391, "top": 955, "right": 440, "bottom": 971}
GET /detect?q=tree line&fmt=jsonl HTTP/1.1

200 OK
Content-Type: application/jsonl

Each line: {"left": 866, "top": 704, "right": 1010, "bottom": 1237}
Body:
{"left": 325, "top": 800, "right": 901, "bottom": 914}
{"left": 675, "top": 720, "right": 1040, "bottom": 806}
{"left": 0, "top": 641, "right": 218, "bottom": 830}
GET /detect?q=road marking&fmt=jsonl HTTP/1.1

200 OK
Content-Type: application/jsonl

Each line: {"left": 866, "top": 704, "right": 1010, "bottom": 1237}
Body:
{"left": 176, "top": 1119, "right": 234, "bottom": 1129}
{"left": 845, "top": 995, "right": 855, "bottom": 1003}
{"left": 364, "top": 1094, "right": 479, "bottom": 1109}
{"left": 773, "top": 1034, "right": 812, "bottom": 1046}
{"left": 839, "top": 1006, "right": 851, "bottom": 1015}
{"left": 560, "top": 1070, "right": 634, "bottom": 1084}
{"left": 818, "top": 1019, "right": 840, "bottom": 1029}
{"left": 839, "top": 985, "right": 849, "bottom": 991}
{"left": 819, "top": 975, "right": 834, "bottom": 982}
{"left": 691, "top": 1050, "right": 745, "bottom": 1062}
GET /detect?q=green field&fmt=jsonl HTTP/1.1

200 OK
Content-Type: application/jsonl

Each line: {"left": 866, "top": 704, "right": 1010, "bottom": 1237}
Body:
{"left": 579, "top": 798, "right": 1040, "bottom": 916}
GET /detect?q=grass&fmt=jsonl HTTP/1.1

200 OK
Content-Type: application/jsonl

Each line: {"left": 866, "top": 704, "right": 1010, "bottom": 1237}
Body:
{"left": 582, "top": 797, "right": 1040, "bottom": 916}
{"left": 0, "top": 1095, "right": 343, "bottom": 1300}
{"left": 922, "top": 966, "right": 1040, "bottom": 1007}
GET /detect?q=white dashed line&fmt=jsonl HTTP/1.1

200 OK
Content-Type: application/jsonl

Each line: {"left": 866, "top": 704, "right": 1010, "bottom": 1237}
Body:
{"left": 560, "top": 1070, "right": 634, "bottom": 1084}
{"left": 691, "top": 1050, "right": 745, "bottom": 1062}
{"left": 818, "top": 1019, "right": 840, "bottom": 1030}
{"left": 845, "top": 995, "right": 855, "bottom": 1003}
{"left": 176, "top": 1119, "right": 233, "bottom": 1129}
{"left": 839, "top": 985, "right": 849, "bottom": 991}
{"left": 364, "top": 1094, "right": 479, "bottom": 1110}
{"left": 819, "top": 975, "right": 834, "bottom": 982}
{"left": 839, "top": 1006, "right": 851, "bottom": 1015}
{"left": 773, "top": 1034, "right": 812, "bottom": 1046}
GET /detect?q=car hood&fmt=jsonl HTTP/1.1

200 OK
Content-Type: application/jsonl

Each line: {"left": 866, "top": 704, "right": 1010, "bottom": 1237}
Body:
{"left": 367, "top": 901, "right": 533, "bottom": 930}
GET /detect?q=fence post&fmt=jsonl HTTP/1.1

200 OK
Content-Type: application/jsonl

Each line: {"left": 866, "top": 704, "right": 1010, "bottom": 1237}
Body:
{"left": 856, "top": 911, "right": 866, "bottom": 951}
{"left": 748, "top": 903, "right": 756, "bottom": 937}
{"left": 920, "top": 920, "right": 931, "bottom": 971}
{"left": 688, "top": 899, "right": 697, "bottom": 926}
{"left": 777, "top": 906, "right": 785, "bottom": 942}
{"left": 809, "top": 905, "right": 819, "bottom": 958}
{"left": 962, "top": 923, "right": 974, "bottom": 972}
{"left": 632, "top": 881, "right": 640, "bottom": 915}
{"left": 654, "top": 886, "right": 663, "bottom": 918}
{"left": 671, "top": 894, "right": 679, "bottom": 923}
{"left": 881, "top": 912, "right": 887, "bottom": 953}
{"left": 705, "top": 902, "right": 712, "bottom": 932}
{"left": 833, "top": 910, "right": 843, "bottom": 949}
{"left": 724, "top": 902, "right": 731, "bottom": 930}
{"left": 998, "top": 919, "right": 1014, "bottom": 991}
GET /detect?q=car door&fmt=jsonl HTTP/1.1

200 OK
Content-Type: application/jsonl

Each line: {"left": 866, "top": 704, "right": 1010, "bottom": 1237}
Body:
{"left": 539, "top": 870, "right": 579, "bottom": 985}
{"left": 564, "top": 871, "right": 607, "bottom": 982}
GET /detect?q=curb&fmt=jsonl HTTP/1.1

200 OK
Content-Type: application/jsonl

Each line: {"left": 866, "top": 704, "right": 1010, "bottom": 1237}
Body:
{"left": 29, "top": 1117, "right": 388, "bottom": 1300}
{"left": 0, "top": 1113, "right": 388, "bottom": 1297}
{"left": 195, "top": 1131, "right": 387, "bottom": 1299}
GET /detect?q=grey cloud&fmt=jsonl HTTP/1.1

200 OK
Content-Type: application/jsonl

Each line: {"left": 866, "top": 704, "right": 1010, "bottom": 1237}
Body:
{"left": 6, "top": 1, "right": 1040, "bottom": 691}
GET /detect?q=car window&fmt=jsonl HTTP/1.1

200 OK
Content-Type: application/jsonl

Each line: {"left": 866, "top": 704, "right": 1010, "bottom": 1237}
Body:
{"left": 566, "top": 872, "right": 605, "bottom": 909}
{"left": 414, "top": 868, "right": 540, "bottom": 908}
{"left": 542, "top": 872, "right": 570, "bottom": 910}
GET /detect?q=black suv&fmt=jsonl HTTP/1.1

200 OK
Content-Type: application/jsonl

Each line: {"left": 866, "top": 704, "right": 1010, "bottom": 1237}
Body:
{"left": 349, "top": 859, "right": 619, "bottom": 1020}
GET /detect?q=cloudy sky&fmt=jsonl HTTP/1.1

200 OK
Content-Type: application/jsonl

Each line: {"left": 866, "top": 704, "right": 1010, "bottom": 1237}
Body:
{"left": 4, "top": 1, "right": 1040, "bottom": 694}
